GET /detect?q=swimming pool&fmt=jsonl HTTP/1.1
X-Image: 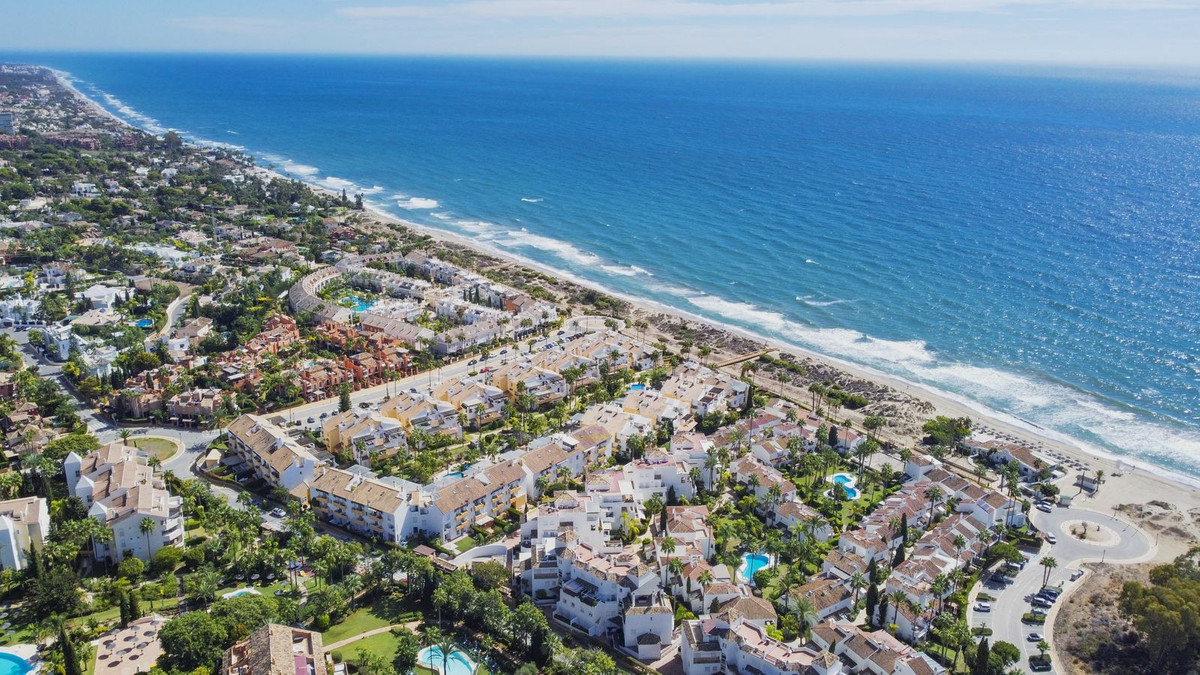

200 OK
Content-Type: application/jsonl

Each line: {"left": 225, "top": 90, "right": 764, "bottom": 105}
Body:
{"left": 738, "top": 553, "right": 771, "bottom": 584}
{"left": 222, "top": 587, "right": 262, "bottom": 599}
{"left": 135, "top": 318, "right": 154, "bottom": 328}
{"left": 628, "top": 383, "right": 646, "bottom": 391}
{"left": 831, "top": 473, "right": 861, "bottom": 500}
{"left": 418, "top": 645, "right": 476, "bottom": 675}
{"left": 0, "top": 652, "right": 32, "bottom": 675}
{"left": 342, "top": 295, "right": 375, "bottom": 312}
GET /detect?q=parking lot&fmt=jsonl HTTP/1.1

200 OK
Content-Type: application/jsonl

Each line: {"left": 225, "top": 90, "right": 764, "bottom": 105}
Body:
{"left": 969, "top": 504, "right": 1151, "bottom": 673}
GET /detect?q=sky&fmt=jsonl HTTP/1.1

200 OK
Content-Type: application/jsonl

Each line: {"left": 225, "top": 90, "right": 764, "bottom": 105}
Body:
{"left": 8, "top": 0, "right": 1200, "bottom": 66}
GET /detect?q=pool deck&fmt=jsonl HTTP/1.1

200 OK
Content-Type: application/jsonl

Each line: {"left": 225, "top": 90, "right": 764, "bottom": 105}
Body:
{"left": 0, "top": 644, "right": 36, "bottom": 672}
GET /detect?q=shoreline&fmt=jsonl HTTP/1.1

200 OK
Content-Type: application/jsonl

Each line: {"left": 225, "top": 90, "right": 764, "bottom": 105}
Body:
{"left": 51, "top": 67, "right": 1200, "bottom": 561}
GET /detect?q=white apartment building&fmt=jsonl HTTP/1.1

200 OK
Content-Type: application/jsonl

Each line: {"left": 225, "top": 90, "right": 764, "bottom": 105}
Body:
{"left": 0, "top": 496, "right": 49, "bottom": 570}
{"left": 64, "top": 443, "right": 184, "bottom": 562}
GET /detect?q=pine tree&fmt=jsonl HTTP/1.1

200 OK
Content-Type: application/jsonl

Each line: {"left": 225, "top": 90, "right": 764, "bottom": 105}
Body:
{"left": 59, "top": 624, "right": 82, "bottom": 675}
{"left": 900, "top": 512, "right": 909, "bottom": 544}
{"left": 972, "top": 637, "right": 990, "bottom": 675}
{"left": 865, "top": 582, "right": 879, "bottom": 626}
{"left": 339, "top": 386, "right": 351, "bottom": 413}
{"left": 119, "top": 592, "right": 130, "bottom": 627}
{"left": 25, "top": 546, "right": 42, "bottom": 580}
{"left": 892, "top": 543, "right": 906, "bottom": 567}
{"left": 128, "top": 590, "right": 141, "bottom": 621}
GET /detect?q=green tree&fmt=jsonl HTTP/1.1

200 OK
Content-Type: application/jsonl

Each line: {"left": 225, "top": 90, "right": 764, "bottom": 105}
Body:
{"left": 989, "top": 640, "right": 1021, "bottom": 673}
{"left": 159, "top": 611, "right": 227, "bottom": 672}
{"left": 339, "top": 385, "right": 351, "bottom": 412}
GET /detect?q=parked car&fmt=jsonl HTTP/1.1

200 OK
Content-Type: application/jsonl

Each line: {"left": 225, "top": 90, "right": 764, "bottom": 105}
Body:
{"left": 1031, "top": 597, "right": 1052, "bottom": 609}
{"left": 1036, "top": 503, "right": 1053, "bottom": 513}
{"left": 359, "top": 402, "right": 370, "bottom": 409}
{"left": 974, "top": 602, "right": 992, "bottom": 613}
{"left": 307, "top": 416, "right": 315, "bottom": 423}
{"left": 1039, "top": 589, "right": 1061, "bottom": 600}
{"left": 468, "top": 359, "right": 478, "bottom": 365}
{"left": 269, "top": 508, "right": 286, "bottom": 518}
{"left": 1027, "top": 632, "right": 1044, "bottom": 642}
{"left": 1071, "top": 569, "right": 1085, "bottom": 581}
{"left": 1046, "top": 534, "right": 1057, "bottom": 544}
{"left": 1029, "top": 657, "right": 1053, "bottom": 672}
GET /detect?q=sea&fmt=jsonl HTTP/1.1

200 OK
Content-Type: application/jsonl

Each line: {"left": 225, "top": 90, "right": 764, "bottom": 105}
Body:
{"left": 15, "top": 54, "right": 1200, "bottom": 481}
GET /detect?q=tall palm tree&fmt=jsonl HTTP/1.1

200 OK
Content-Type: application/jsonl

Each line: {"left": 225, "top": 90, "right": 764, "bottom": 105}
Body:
{"left": 792, "top": 595, "right": 819, "bottom": 640}
{"left": 139, "top": 517, "right": 157, "bottom": 559}
{"left": 849, "top": 571, "right": 867, "bottom": 606}
{"left": 923, "top": 485, "right": 944, "bottom": 525}
{"left": 888, "top": 589, "right": 908, "bottom": 625}
{"left": 1040, "top": 556, "right": 1058, "bottom": 588}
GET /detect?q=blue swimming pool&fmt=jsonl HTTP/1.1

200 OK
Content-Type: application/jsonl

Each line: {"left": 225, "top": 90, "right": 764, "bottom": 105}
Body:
{"left": 135, "top": 318, "right": 154, "bottom": 328}
{"left": 831, "top": 473, "right": 861, "bottom": 500}
{"left": 628, "top": 383, "right": 646, "bottom": 391}
{"left": 739, "top": 553, "right": 770, "bottom": 584}
{"left": 418, "top": 645, "right": 476, "bottom": 675}
{"left": 0, "top": 652, "right": 32, "bottom": 675}
{"left": 342, "top": 295, "right": 375, "bottom": 312}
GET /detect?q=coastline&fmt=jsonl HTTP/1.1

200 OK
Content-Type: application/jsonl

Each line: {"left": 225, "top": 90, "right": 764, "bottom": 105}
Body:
{"left": 52, "top": 68, "right": 1200, "bottom": 562}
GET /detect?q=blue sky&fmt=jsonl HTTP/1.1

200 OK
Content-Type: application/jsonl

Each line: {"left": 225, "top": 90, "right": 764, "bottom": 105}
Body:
{"left": 9, "top": 0, "right": 1200, "bottom": 65}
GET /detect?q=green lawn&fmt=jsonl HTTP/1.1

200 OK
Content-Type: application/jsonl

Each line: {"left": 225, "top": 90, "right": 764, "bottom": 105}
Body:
{"left": 322, "top": 595, "right": 412, "bottom": 645}
{"left": 454, "top": 536, "right": 477, "bottom": 553}
{"left": 329, "top": 631, "right": 399, "bottom": 663}
{"left": 130, "top": 436, "right": 181, "bottom": 462}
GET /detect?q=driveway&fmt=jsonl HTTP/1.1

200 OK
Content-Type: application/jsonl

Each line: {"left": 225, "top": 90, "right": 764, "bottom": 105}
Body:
{"left": 970, "top": 505, "right": 1151, "bottom": 674}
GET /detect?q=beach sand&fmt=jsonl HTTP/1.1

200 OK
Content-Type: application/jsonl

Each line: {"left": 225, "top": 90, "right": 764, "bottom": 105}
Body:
{"left": 55, "top": 70, "right": 1199, "bottom": 565}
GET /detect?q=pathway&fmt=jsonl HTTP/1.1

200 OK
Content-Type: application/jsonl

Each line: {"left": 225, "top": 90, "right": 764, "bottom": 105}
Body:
{"left": 322, "top": 619, "right": 421, "bottom": 653}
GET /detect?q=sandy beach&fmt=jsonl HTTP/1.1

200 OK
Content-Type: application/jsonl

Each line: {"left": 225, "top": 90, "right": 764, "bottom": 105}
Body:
{"left": 55, "top": 69, "right": 1199, "bottom": 565}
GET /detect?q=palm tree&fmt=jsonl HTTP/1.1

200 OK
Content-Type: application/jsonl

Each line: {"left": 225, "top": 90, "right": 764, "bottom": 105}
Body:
{"left": 923, "top": 485, "right": 944, "bottom": 525}
{"left": 1040, "top": 556, "right": 1058, "bottom": 588}
{"left": 660, "top": 536, "right": 677, "bottom": 558}
{"left": 931, "top": 574, "right": 951, "bottom": 612}
{"left": 888, "top": 589, "right": 907, "bottom": 625}
{"left": 698, "top": 570, "right": 714, "bottom": 590}
{"left": 952, "top": 534, "right": 967, "bottom": 570}
{"left": 1036, "top": 639, "right": 1049, "bottom": 660}
{"left": 119, "top": 429, "right": 132, "bottom": 445}
{"left": 438, "top": 634, "right": 456, "bottom": 675}
{"left": 849, "top": 571, "right": 867, "bottom": 606}
{"left": 140, "top": 517, "right": 157, "bottom": 559}
{"left": 792, "top": 595, "right": 819, "bottom": 640}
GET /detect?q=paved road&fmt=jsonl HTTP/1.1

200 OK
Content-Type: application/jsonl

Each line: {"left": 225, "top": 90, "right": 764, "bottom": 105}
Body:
{"left": 971, "top": 505, "right": 1151, "bottom": 673}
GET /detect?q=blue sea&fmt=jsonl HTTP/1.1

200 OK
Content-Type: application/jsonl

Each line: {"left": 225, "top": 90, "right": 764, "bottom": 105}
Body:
{"left": 19, "top": 54, "right": 1200, "bottom": 479}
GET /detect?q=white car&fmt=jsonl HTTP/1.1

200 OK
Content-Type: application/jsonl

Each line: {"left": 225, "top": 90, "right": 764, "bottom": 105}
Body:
{"left": 1036, "top": 503, "right": 1053, "bottom": 513}
{"left": 974, "top": 602, "right": 992, "bottom": 613}
{"left": 1027, "top": 632, "right": 1044, "bottom": 642}
{"left": 1046, "top": 534, "right": 1057, "bottom": 544}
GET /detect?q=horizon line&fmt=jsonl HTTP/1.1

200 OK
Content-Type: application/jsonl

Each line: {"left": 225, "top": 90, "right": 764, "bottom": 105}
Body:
{"left": 4, "top": 49, "right": 1200, "bottom": 73}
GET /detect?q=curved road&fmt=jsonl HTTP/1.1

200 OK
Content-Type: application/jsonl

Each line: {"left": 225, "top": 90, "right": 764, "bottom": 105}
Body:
{"left": 971, "top": 505, "right": 1151, "bottom": 674}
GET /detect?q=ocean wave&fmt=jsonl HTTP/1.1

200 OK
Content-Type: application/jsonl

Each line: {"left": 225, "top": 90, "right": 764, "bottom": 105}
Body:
{"left": 498, "top": 228, "right": 602, "bottom": 267}
{"left": 97, "top": 91, "right": 168, "bottom": 135}
{"left": 227, "top": 130, "right": 239, "bottom": 135}
{"left": 521, "top": 197, "right": 543, "bottom": 203}
{"left": 797, "top": 295, "right": 852, "bottom": 307}
{"left": 431, "top": 212, "right": 452, "bottom": 220}
{"left": 600, "top": 264, "right": 653, "bottom": 277}
{"left": 361, "top": 186, "right": 384, "bottom": 195}
{"left": 397, "top": 197, "right": 439, "bottom": 210}
{"left": 320, "top": 176, "right": 356, "bottom": 191}
{"left": 805, "top": 259, "right": 819, "bottom": 265}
